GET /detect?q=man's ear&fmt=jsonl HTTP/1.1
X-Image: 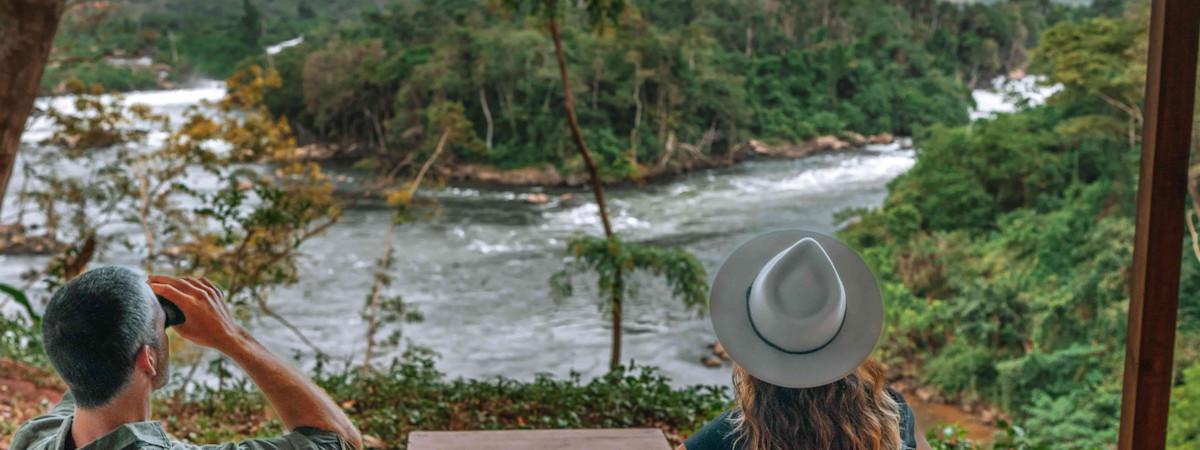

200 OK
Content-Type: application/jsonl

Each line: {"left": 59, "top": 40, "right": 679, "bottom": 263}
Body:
{"left": 135, "top": 344, "right": 158, "bottom": 379}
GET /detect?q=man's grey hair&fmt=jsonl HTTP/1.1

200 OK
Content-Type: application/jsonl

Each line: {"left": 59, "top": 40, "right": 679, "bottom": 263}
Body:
{"left": 42, "top": 266, "right": 160, "bottom": 408}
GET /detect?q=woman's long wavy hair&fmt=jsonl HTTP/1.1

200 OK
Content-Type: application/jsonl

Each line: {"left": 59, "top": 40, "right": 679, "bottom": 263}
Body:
{"left": 730, "top": 358, "right": 901, "bottom": 450}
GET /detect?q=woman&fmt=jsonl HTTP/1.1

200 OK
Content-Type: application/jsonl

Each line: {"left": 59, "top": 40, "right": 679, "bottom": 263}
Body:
{"left": 681, "top": 230, "right": 930, "bottom": 450}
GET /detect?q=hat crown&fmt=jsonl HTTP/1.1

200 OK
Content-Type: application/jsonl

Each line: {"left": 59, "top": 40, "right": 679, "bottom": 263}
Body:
{"left": 747, "top": 238, "right": 846, "bottom": 353}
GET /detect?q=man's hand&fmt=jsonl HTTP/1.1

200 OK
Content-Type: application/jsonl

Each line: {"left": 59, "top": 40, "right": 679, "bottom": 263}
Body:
{"left": 148, "top": 275, "right": 243, "bottom": 350}
{"left": 148, "top": 274, "right": 362, "bottom": 449}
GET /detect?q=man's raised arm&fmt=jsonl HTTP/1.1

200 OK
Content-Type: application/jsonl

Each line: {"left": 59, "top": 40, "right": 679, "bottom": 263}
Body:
{"left": 150, "top": 275, "right": 363, "bottom": 449}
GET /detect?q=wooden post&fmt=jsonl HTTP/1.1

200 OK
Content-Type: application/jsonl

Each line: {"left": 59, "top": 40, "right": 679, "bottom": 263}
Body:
{"left": 1118, "top": 0, "right": 1200, "bottom": 449}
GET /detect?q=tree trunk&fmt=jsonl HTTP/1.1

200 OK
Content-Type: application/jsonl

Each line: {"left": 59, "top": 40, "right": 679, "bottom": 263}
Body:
{"left": 745, "top": 25, "right": 753, "bottom": 58}
{"left": 545, "top": 1, "right": 614, "bottom": 238}
{"left": 479, "top": 87, "right": 494, "bottom": 150}
{"left": 610, "top": 267, "right": 623, "bottom": 370}
{"left": 0, "top": 0, "right": 67, "bottom": 217}
{"left": 630, "top": 73, "right": 642, "bottom": 168}
{"left": 410, "top": 128, "right": 451, "bottom": 192}
{"left": 364, "top": 130, "right": 447, "bottom": 374}
{"left": 362, "top": 219, "right": 394, "bottom": 375}
{"left": 545, "top": 0, "right": 623, "bottom": 370}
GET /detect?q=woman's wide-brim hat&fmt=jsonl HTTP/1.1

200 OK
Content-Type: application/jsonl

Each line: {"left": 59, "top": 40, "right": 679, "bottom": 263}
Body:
{"left": 710, "top": 229, "right": 883, "bottom": 389}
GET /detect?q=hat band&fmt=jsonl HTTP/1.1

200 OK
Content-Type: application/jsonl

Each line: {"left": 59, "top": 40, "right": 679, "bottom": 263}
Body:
{"left": 745, "top": 285, "right": 846, "bottom": 355}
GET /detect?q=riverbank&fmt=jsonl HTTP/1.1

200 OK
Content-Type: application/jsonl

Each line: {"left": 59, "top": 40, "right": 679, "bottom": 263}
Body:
{"left": 290, "top": 132, "right": 904, "bottom": 187}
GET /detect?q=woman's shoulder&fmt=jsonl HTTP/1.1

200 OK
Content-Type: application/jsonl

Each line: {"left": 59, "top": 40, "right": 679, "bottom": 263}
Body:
{"left": 683, "top": 409, "right": 740, "bottom": 450}
{"left": 887, "top": 387, "right": 920, "bottom": 450}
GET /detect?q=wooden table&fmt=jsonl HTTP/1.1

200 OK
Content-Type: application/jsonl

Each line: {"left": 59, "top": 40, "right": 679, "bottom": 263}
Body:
{"left": 407, "top": 428, "right": 674, "bottom": 450}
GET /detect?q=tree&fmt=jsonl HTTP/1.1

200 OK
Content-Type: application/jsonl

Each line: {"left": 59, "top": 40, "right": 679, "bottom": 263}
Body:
{"left": 242, "top": 0, "right": 263, "bottom": 48}
{"left": 0, "top": 0, "right": 67, "bottom": 217}
{"left": 297, "top": 0, "right": 316, "bottom": 20}
{"left": 19, "top": 66, "right": 342, "bottom": 354}
{"left": 360, "top": 100, "right": 479, "bottom": 373}
{"left": 1032, "top": 16, "right": 1145, "bottom": 147}
{"left": 506, "top": 0, "right": 708, "bottom": 371}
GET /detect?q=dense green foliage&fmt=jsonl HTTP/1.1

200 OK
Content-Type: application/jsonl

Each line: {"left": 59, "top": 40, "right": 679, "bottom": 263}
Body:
{"left": 551, "top": 235, "right": 708, "bottom": 312}
{"left": 255, "top": 0, "right": 1081, "bottom": 177}
{"left": 0, "top": 332, "right": 729, "bottom": 450}
{"left": 839, "top": 5, "right": 1200, "bottom": 448}
{"left": 40, "top": 0, "right": 380, "bottom": 92}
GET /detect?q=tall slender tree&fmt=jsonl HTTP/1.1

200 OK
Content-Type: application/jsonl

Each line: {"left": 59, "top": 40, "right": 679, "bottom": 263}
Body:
{"left": 543, "top": 0, "right": 623, "bottom": 369}
{"left": 242, "top": 0, "right": 263, "bottom": 48}
{"left": 525, "top": 0, "right": 705, "bottom": 372}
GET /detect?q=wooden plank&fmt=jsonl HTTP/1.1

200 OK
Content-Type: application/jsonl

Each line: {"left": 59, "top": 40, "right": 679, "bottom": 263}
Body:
{"left": 1118, "top": 0, "right": 1200, "bottom": 449}
{"left": 407, "top": 428, "right": 673, "bottom": 450}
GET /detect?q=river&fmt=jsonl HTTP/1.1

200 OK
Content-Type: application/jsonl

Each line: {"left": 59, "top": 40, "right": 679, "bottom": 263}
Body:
{"left": 3, "top": 77, "right": 1050, "bottom": 440}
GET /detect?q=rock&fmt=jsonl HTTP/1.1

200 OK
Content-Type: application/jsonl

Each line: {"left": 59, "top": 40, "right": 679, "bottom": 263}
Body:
{"left": 526, "top": 193, "right": 551, "bottom": 204}
{"left": 979, "top": 406, "right": 1000, "bottom": 425}
{"left": 813, "top": 135, "right": 850, "bottom": 151}
{"left": 743, "top": 135, "right": 854, "bottom": 159}
{"left": 291, "top": 144, "right": 338, "bottom": 161}
{"left": 866, "top": 132, "right": 895, "bottom": 145}
{"left": 748, "top": 139, "right": 772, "bottom": 154}
{"left": 701, "top": 356, "right": 723, "bottom": 368}
{"left": 1008, "top": 68, "right": 1026, "bottom": 80}
{"left": 844, "top": 132, "right": 867, "bottom": 145}
{"left": 449, "top": 164, "right": 566, "bottom": 185}
{"left": 558, "top": 193, "right": 575, "bottom": 202}
{"left": 915, "top": 387, "right": 934, "bottom": 402}
{"left": 0, "top": 224, "right": 66, "bottom": 255}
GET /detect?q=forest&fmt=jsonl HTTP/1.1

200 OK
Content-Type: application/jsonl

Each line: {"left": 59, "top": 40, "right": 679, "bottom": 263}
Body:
{"left": 3, "top": 0, "right": 1199, "bottom": 449}
{"left": 840, "top": 3, "right": 1200, "bottom": 448}
{"left": 48, "top": 0, "right": 1092, "bottom": 181}
{"left": 256, "top": 0, "right": 1075, "bottom": 180}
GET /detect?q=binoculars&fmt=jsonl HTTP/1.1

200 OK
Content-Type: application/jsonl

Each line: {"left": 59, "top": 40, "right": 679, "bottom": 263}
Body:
{"left": 156, "top": 295, "right": 186, "bottom": 327}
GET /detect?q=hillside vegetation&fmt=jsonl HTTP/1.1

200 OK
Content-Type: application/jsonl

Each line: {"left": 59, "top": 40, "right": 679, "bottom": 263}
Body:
{"left": 839, "top": 4, "right": 1200, "bottom": 448}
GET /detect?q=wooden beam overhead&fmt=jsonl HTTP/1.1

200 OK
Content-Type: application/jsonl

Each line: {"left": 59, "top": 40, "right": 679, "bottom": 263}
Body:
{"left": 1118, "top": 0, "right": 1200, "bottom": 449}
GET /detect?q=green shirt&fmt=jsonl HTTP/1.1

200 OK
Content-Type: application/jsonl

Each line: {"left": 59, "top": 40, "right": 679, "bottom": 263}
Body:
{"left": 8, "top": 393, "right": 348, "bottom": 450}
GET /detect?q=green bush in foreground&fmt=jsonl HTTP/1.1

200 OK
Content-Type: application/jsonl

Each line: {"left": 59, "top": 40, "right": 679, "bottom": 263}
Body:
{"left": 157, "top": 348, "right": 731, "bottom": 448}
{"left": 927, "top": 422, "right": 1047, "bottom": 450}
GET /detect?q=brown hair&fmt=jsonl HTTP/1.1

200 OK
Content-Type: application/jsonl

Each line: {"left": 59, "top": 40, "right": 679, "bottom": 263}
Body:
{"left": 730, "top": 358, "right": 901, "bottom": 450}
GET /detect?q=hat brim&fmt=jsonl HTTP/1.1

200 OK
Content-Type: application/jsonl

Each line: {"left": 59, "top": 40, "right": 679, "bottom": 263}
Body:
{"left": 710, "top": 229, "right": 883, "bottom": 388}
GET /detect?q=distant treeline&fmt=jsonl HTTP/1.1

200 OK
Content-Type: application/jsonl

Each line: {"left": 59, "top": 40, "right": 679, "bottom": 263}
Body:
{"left": 41, "top": 0, "right": 375, "bottom": 92}
{"left": 250, "top": 0, "right": 1088, "bottom": 177}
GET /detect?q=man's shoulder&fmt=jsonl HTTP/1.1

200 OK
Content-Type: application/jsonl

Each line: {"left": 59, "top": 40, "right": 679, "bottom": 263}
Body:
{"left": 164, "top": 427, "right": 349, "bottom": 450}
{"left": 8, "top": 411, "right": 70, "bottom": 450}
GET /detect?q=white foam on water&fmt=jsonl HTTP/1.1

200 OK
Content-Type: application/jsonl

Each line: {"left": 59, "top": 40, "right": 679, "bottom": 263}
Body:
{"left": 22, "top": 81, "right": 227, "bottom": 144}
{"left": 970, "top": 75, "right": 1063, "bottom": 120}
{"left": 767, "top": 152, "right": 915, "bottom": 193}
{"left": 266, "top": 36, "right": 304, "bottom": 55}
{"left": 541, "top": 202, "right": 652, "bottom": 233}
{"left": 425, "top": 186, "right": 552, "bottom": 203}
{"left": 32, "top": 80, "right": 225, "bottom": 113}
{"left": 705, "top": 151, "right": 915, "bottom": 201}
{"left": 467, "top": 239, "right": 523, "bottom": 254}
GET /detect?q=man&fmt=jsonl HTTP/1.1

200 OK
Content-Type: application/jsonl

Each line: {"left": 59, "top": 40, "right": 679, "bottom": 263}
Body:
{"left": 9, "top": 266, "right": 363, "bottom": 450}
